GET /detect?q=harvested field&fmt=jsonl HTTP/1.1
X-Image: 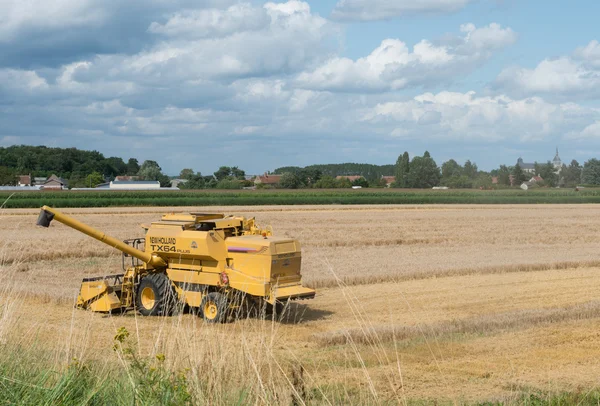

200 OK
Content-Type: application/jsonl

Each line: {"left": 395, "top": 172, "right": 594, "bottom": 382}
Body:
{"left": 2, "top": 204, "right": 600, "bottom": 403}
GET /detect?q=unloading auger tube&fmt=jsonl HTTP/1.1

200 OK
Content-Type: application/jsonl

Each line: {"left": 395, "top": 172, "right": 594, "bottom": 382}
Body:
{"left": 36, "top": 206, "right": 167, "bottom": 269}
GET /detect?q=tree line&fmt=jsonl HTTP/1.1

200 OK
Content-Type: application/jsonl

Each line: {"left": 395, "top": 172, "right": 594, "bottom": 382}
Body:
{"left": 2, "top": 145, "right": 600, "bottom": 189}
{"left": 274, "top": 163, "right": 395, "bottom": 180}
{"left": 392, "top": 152, "right": 596, "bottom": 189}
{"left": 0, "top": 145, "right": 251, "bottom": 189}
{"left": 276, "top": 152, "right": 600, "bottom": 189}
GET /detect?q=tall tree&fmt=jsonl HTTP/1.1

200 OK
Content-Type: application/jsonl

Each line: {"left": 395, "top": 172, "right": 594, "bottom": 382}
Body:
{"left": 138, "top": 160, "right": 161, "bottom": 179}
{"left": 512, "top": 163, "right": 527, "bottom": 185}
{"left": 581, "top": 159, "right": 600, "bottom": 185}
{"left": 0, "top": 166, "right": 16, "bottom": 186}
{"left": 279, "top": 172, "right": 302, "bottom": 189}
{"left": 126, "top": 158, "right": 140, "bottom": 175}
{"left": 313, "top": 175, "right": 337, "bottom": 188}
{"left": 463, "top": 160, "right": 478, "bottom": 179}
{"left": 299, "top": 168, "right": 322, "bottom": 186}
{"left": 406, "top": 153, "right": 440, "bottom": 188}
{"left": 214, "top": 166, "right": 232, "bottom": 181}
{"left": 179, "top": 171, "right": 205, "bottom": 189}
{"left": 474, "top": 174, "right": 493, "bottom": 189}
{"left": 562, "top": 160, "right": 582, "bottom": 187}
{"left": 537, "top": 161, "right": 558, "bottom": 187}
{"left": 497, "top": 165, "right": 511, "bottom": 186}
{"left": 179, "top": 168, "right": 194, "bottom": 180}
{"left": 85, "top": 172, "right": 104, "bottom": 188}
{"left": 230, "top": 166, "right": 246, "bottom": 179}
{"left": 104, "top": 157, "right": 127, "bottom": 176}
{"left": 441, "top": 159, "right": 462, "bottom": 179}
{"left": 394, "top": 151, "right": 410, "bottom": 187}
{"left": 138, "top": 160, "right": 170, "bottom": 187}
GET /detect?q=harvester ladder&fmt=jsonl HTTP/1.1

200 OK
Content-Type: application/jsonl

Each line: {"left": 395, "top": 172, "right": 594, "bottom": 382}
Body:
{"left": 121, "top": 271, "right": 137, "bottom": 308}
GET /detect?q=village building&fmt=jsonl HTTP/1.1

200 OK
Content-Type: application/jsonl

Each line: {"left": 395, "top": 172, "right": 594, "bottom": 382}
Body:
{"left": 17, "top": 174, "right": 31, "bottom": 186}
{"left": 517, "top": 148, "right": 563, "bottom": 175}
{"left": 335, "top": 175, "right": 363, "bottom": 182}
{"left": 254, "top": 173, "right": 282, "bottom": 186}
{"left": 170, "top": 179, "right": 188, "bottom": 188}
{"left": 107, "top": 181, "right": 160, "bottom": 190}
{"left": 43, "top": 174, "right": 67, "bottom": 190}
{"left": 516, "top": 157, "right": 536, "bottom": 174}
{"left": 33, "top": 177, "right": 47, "bottom": 185}
{"left": 529, "top": 175, "right": 544, "bottom": 183}
{"left": 381, "top": 175, "right": 395, "bottom": 187}
{"left": 552, "top": 147, "right": 562, "bottom": 171}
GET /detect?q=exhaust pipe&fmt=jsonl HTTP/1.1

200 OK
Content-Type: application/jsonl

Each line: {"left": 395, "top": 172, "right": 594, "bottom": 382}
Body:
{"left": 36, "top": 209, "right": 55, "bottom": 228}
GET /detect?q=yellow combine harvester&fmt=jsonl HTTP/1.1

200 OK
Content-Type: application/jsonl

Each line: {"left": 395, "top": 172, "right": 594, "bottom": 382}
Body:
{"left": 36, "top": 206, "right": 315, "bottom": 322}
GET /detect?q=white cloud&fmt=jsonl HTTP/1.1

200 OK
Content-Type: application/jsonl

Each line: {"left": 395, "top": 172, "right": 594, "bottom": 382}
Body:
{"left": 54, "top": 61, "right": 138, "bottom": 98}
{"left": 0, "top": 69, "right": 48, "bottom": 90}
{"left": 331, "top": 0, "right": 473, "bottom": 21}
{"left": 234, "top": 125, "right": 264, "bottom": 135}
{"left": 574, "top": 40, "right": 600, "bottom": 67}
{"left": 567, "top": 121, "right": 600, "bottom": 140}
{"left": 497, "top": 58, "right": 595, "bottom": 95}
{"left": 496, "top": 40, "right": 600, "bottom": 99}
{"left": 232, "top": 79, "right": 289, "bottom": 102}
{"left": 296, "top": 23, "right": 516, "bottom": 92}
{"left": 0, "top": 0, "right": 238, "bottom": 68}
{"left": 289, "top": 89, "right": 320, "bottom": 112}
{"left": 265, "top": 0, "right": 311, "bottom": 15}
{"left": 78, "top": 1, "right": 334, "bottom": 83}
{"left": 148, "top": 3, "right": 268, "bottom": 38}
{"left": 0, "top": 0, "right": 236, "bottom": 43}
{"left": 459, "top": 23, "right": 517, "bottom": 51}
{"left": 0, "top": 0, "right": 104, "bottom": 42}
{"left": 363, "top": 91, "right": 595, "bottom": 142}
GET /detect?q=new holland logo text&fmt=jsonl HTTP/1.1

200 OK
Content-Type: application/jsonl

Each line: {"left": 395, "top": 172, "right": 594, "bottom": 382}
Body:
{"left": 150, "top": 237, "right": 177, "bottom": 252}
{"left": 150, "top": 237, "right": 176, "bottom": 244}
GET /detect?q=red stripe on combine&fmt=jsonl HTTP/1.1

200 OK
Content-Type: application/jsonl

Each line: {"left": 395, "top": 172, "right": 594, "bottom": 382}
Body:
{"left": 228, "top": 247, "right": 258, "bottom": 253}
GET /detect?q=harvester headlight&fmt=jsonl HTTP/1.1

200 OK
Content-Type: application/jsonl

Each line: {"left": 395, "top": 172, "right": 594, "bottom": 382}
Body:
{"left": 220, "top": 272, "right": 229, "bottom": 285}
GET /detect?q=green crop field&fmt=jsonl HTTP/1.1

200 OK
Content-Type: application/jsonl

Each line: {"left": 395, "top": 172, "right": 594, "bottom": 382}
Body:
{"left": 1, "top": 188, "right": 600, "bottom": 208}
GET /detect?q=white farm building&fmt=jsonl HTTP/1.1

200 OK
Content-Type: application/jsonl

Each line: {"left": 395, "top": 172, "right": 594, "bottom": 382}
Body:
{"left": 108, "top": 181, "right": 160, "bottom": 190}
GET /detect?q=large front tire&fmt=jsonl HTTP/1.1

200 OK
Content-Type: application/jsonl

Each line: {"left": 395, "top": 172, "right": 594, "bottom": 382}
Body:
{"left": 136, "top": 273, "right": 177, "bottom": 316}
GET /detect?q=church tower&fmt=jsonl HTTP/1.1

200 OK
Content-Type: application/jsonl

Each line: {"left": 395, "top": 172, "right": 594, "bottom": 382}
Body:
{"left": 552, "top": 147, "right": 562, "bottom": 172}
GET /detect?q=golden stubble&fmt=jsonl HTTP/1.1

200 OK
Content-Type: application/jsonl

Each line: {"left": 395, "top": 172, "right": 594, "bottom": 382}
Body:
{"left": 2, "top": 204, "right": 600, "bottom": 402}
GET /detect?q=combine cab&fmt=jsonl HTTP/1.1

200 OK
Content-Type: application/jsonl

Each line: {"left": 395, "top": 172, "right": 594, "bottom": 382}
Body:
{"left": 37, "top": 206, "right": 315, "bottom": 322}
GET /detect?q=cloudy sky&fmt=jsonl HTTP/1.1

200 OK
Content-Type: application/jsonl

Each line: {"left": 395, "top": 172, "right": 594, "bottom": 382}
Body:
{"left": 1, "top": 0, "right": 599, "bottom": 175}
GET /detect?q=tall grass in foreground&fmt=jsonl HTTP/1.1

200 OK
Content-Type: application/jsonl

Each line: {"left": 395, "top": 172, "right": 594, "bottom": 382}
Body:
{"left": 3, "top": 258, "right": 600, "bottom": 404}
{"left": 0, "top": 261, "right": 383, "bottom": 405}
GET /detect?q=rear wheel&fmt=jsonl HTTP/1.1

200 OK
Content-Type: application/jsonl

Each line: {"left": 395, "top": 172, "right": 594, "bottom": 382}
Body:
{"left": 200, "top": 292, "right": 228, "bottom": 323}
{"left": 136, "top": 273, "right": 177, "bottom": 316}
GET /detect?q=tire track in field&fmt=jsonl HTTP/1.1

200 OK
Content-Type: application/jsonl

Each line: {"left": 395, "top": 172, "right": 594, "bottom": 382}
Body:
{"left": 305, "top": 259, "right": 600, "bottom": 289}
{"left": 314, "top": 299, "right": 600, "bottom": 346}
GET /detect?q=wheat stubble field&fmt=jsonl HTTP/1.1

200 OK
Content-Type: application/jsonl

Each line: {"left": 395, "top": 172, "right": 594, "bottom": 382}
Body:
{"left": 3, "top": 204, "right": 600, "bottom": 404}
